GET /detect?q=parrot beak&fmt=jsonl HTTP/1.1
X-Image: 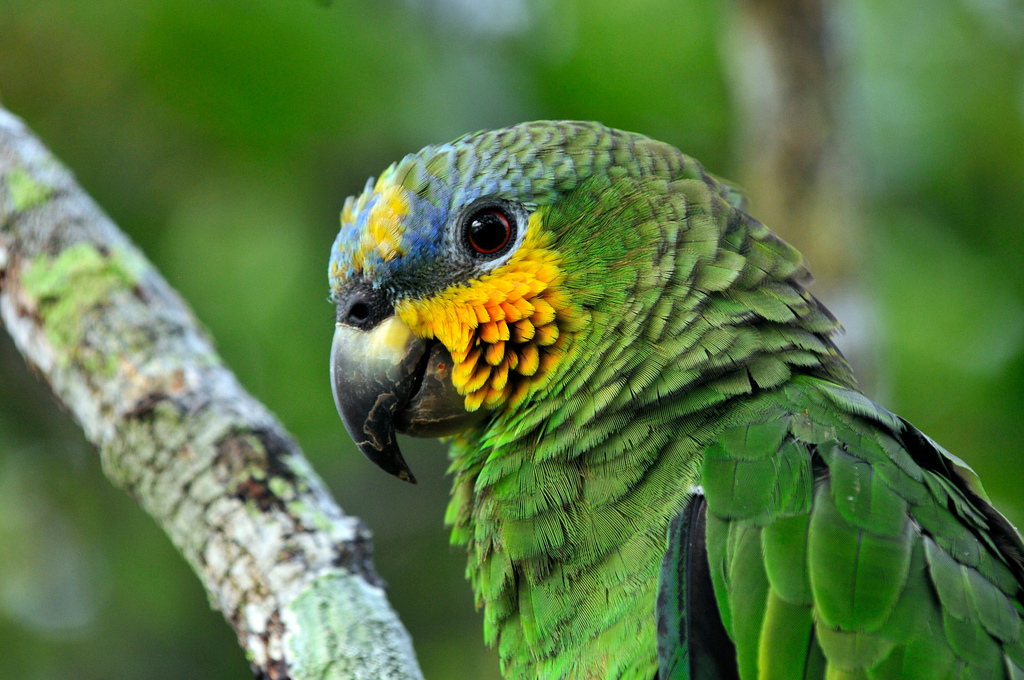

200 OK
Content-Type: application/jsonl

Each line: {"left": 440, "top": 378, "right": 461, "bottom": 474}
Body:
{"left": 331, "top": 316, "right": 426, "bottom": 483}
{"left": 331, "top": 278, "right": 493, "bottom": 482}
{"left": 331, "top": 310, "right": 490, "bottom": 483}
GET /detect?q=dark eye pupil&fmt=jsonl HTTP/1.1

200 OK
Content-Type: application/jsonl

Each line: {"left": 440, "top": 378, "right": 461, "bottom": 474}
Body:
{"left": 468, "top": 211, "right": 511, "bottom": 255}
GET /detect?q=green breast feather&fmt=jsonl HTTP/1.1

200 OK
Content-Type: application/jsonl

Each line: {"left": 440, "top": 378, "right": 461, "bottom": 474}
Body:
{"left": 327, "top": 121, "right": 1024, "bottom": 680}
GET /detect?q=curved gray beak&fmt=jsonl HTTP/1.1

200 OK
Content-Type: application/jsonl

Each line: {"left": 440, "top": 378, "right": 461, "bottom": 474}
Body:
{"left": 330, "top": 316, "right": 427, "bottom": 483}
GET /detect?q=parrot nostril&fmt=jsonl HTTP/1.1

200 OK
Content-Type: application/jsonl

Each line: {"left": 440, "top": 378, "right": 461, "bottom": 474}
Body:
{"left": 337, "top": 281, "right": 392, "bottom": 329}
{"left": 348, "top": 302, "right": 370, "bottom": 323}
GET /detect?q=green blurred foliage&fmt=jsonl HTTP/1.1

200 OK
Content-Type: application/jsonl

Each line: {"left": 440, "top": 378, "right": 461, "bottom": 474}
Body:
{"left": 0, "top": 0, "right": 1022, "bottom": 678}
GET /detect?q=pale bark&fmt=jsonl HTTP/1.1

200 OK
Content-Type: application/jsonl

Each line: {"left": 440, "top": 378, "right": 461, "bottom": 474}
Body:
{"left": 0, "top": 106, "right": 425, "bottom": 680}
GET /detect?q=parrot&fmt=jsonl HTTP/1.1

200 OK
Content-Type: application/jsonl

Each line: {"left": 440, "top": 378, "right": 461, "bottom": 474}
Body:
{"left": 327, "top": 121, "right": 1024, "bottom": 680}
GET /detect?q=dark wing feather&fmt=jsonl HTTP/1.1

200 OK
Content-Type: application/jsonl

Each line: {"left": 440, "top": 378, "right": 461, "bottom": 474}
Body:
{"left": 657, "top": 490, "right": 740, "bottom": 680}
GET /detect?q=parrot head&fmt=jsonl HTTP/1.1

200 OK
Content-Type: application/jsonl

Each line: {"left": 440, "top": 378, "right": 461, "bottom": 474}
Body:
{"left": 328, "top": 121, "right": 763, "bottom": 483}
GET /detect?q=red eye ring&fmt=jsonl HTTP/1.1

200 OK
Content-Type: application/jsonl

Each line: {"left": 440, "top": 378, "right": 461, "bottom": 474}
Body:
{"left": 467, "top": 210, "right": 512, "bottom": 255}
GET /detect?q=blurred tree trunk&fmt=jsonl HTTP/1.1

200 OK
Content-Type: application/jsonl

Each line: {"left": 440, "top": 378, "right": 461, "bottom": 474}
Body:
{"left": 0, "top": 106, "right": 424, "bottom": 680}
{"left": 728, "top": 0, "right": 879, "bottom": 391}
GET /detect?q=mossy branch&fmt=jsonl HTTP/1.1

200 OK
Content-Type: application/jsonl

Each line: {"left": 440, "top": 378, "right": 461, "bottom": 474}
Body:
{"left": 0, "top": 106, "right": 425, "bottom": 680}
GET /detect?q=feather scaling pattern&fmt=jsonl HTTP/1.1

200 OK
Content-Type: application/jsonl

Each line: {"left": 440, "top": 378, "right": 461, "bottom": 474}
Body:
{"left": 327, "top": 121, "right": 1024, "bottom": 680}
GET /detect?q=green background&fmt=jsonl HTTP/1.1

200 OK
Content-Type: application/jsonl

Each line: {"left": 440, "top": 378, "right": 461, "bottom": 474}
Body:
{"left": 1, "top": 1, "right": 1022, "bottom": 678}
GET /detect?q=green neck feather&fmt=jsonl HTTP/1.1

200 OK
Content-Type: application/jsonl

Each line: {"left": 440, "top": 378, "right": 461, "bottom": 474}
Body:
{"left": 445, "top": 158, "right": 855, "bottom": 679}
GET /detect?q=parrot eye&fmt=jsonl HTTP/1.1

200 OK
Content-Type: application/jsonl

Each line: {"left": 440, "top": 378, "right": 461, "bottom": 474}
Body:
{"left": 465, "top": 209, "right": 513, "bottom": 256}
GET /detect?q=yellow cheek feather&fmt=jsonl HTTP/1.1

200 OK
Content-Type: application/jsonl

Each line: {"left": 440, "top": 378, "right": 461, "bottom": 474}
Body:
{"left": 396, "top": 212, "right": 583, "bottom": 412}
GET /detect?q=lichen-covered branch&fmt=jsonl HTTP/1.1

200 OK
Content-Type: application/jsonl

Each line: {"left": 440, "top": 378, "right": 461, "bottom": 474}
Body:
{"left": 0, "top": 106, "right": 424, "bottom": 680}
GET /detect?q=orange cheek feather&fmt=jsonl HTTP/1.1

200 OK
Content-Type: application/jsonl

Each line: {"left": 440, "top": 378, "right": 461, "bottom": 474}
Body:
{"left": 396, "top": 218, "right": 583, "bottom": 412}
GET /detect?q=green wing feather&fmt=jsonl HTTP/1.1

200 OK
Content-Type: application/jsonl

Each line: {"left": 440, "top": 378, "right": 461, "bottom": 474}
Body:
{"left": 662, "top": 377, "right": 1024, "bottom": 680}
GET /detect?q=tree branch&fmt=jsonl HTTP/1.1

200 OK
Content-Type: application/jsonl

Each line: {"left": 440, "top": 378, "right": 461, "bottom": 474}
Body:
{"left": 0, "top": 106, "right": 424, "bottom": 680}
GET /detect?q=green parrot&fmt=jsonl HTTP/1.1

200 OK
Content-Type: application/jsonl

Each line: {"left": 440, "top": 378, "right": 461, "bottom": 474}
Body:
{"left": 327, "top": 121, "right": 1024, "bottom": 680}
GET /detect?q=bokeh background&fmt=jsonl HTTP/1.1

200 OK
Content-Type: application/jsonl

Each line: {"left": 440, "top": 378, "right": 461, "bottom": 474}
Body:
{"left": 1, "top": 0, "right": 1023, "bottom": 678}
